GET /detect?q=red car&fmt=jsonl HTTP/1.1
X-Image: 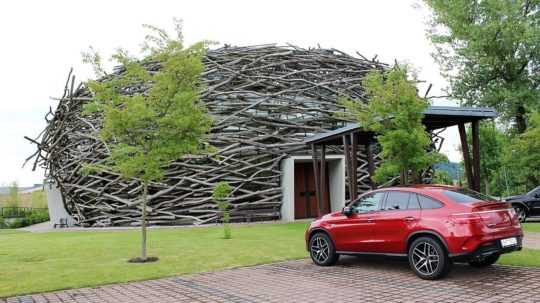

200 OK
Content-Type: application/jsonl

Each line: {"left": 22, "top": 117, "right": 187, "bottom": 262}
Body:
{"left": 305, "top": 185, "right": 523, "bottom": 279}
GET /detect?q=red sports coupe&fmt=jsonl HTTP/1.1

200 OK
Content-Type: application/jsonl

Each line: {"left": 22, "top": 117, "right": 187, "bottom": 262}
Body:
{"left": 305, "top": 185, "right": 523, "bottom": 279}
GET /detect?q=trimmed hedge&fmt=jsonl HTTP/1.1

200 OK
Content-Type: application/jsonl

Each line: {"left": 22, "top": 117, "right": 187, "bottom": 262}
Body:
{"left": 0, "top": 210, "right": 49, "bottom": 229}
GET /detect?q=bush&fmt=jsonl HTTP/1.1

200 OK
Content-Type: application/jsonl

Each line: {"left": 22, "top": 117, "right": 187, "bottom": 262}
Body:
{"left": 2, "top": 210, "right": 49, "bottom": 229}
{"left": 213, "top": 181, "right": 232, "bottom": 239}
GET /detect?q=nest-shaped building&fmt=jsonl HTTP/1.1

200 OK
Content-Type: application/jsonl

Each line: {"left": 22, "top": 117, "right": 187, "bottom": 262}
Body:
{"left": 32, "top": 44, "right": 393, "bottom": 227}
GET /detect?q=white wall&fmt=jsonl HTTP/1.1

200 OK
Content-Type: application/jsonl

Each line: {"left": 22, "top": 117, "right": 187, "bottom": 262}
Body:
{"left": 328, "top": 159, "right": 346, "bottom": 212}
{"left": 45, "top": 181, "right": 75, "bottom": 226}
{"left": 281, "top": 155, "right": 345, "bottom": 221}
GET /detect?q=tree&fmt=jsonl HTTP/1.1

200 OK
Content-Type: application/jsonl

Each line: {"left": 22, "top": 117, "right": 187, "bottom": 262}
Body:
{"left": 433, "top": 169, "right": 454, "bottom": 185}
{"left": 341, "top": 66, "right": 444, "bottom": 185}
{"left": 31, "top": 190, "right": 47, "bottom": 209}
{"left": 7, "top": 181, "right": 20, "bottom": 208}
{"left": 502, "top": 111, "right": 540, "bottom": 193}
{"left": 212, "top": 181, "right": 232, "bottom": 239}
{"left": 466, "top": 121, "right": 507, "bottom": 196}
{"left": 82, "top": 21, "right": 213, "bottom": 262}
{"left": 425, "top": 0, "right": 540, "bottom": 133}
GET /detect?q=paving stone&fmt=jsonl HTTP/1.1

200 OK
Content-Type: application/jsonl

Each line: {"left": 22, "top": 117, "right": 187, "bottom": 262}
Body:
{"left": 3, "top": 257, "right": 540, "bottom": 302}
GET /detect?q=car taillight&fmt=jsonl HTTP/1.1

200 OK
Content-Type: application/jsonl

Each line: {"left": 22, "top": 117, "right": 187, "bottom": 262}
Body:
{"left": 449, "top": 213, "right": 483, "bottom": 224}
{"left": 507, "top": 208, "right": 519, "bottom": 224}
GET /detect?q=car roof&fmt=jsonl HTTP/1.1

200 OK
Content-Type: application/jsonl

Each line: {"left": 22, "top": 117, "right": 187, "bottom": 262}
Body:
{"left": 372, "top": 184, "right": 457, "bottom": 194}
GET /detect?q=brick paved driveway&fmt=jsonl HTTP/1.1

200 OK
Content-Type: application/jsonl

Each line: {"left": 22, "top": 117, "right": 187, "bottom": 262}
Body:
{"left": 4, "top": 256, "right": 540, "bottom": 303}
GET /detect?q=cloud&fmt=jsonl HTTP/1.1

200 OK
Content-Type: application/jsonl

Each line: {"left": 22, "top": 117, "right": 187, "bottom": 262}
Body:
{"left": 0, "top": 0, "right": 460, "bottom": 186}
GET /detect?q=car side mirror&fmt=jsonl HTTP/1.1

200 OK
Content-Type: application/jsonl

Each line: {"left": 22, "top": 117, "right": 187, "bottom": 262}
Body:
{"left": 342, "top": 206, "right": 353, "bottom": 217}
{"left": 392, "top": 204, "right": 400, "bottom": 210}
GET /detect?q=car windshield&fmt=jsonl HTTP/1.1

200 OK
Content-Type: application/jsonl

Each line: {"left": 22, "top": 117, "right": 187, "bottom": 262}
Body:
{"left": 527, "top": 186, "right": 540, "bottom": 196}
{"left": 442, "top": 188, "right": 494, "bottom": 204}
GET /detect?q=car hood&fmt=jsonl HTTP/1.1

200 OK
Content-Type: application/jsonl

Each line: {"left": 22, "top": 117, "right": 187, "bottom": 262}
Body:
{"left": 319, "top": 211, "right": 344, "bottom": 220}
{"left": 505, "top": 194, "right": 525, "bottom": 201}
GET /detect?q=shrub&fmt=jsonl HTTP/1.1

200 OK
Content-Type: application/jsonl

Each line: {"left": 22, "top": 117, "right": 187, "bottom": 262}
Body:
{"left": 213, "top": 181, "right": 232, "bottom": 239}
{"left": 3, "top": 210, "right": 49, "bottom": 228}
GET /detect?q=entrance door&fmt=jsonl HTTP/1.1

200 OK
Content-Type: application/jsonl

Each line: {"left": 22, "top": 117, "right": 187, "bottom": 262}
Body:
{"left": 294, "top": 162, "right": 330, "bottom": 219}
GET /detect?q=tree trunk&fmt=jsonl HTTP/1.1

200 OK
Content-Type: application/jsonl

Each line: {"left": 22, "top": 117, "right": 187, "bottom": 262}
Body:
{"left": 400, "top": 169, "right": 408, "bottom": 185}
{"left": 141, "top": 181, "right": 148, "bottom": 261}
{"left": 516, "top": 105, "right": 527, "bottom": 134}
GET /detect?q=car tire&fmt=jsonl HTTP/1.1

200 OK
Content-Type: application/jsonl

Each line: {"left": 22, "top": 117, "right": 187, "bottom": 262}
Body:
{"left": 408, "top": 237, "right": 451, "bottom": 280}
{"left": 309, "top": 232, "right": 339, "bottom": 266}
{"left": 514, "top": 205, "right": 527, "bottom": 223}
{"left": 468, "top": 254, "right": 500, "bottom": 268}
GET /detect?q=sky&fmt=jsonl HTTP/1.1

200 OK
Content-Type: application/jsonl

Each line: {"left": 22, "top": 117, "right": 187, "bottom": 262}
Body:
{"left": 0, "top": 0, "right": 461, "bottom": 187}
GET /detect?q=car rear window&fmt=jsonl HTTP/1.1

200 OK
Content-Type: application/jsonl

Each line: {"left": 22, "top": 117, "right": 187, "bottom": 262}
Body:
{"left": 417, "top": 195, "right": 443, "bottom": 209}
{"left": 442, "top": 188, "right": 491, "bottom": 204}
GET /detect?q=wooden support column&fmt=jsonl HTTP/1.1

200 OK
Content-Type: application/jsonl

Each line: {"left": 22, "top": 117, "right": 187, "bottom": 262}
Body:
{"left": 311, "top": 144, "right": 322, "bottom": 215}
{"left": 367, "top": 143, "right": 375, "bottom": 189}
{"left": 342, "top": 135, "right": 354, "bottom": 201}
{"left": 472, "top": 120, "right": 481, "bottom": 192}
{"left": 350, "top": 132, "right": 358, "bottom": 200}
{"left": 319, "top": 144, "right": 326, "bottom": 216}
{"left": 458, "top": 123, "right": 474, "bottom": 189}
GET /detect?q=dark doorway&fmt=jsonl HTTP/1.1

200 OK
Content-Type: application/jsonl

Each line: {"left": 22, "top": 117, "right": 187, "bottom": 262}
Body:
{"left": 294, "top": 162, "right": 330, "bottom": 219}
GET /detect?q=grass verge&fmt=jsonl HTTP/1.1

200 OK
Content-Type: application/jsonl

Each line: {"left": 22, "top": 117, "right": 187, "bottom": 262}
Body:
{"left": 522, "top": 222, "right": 540, "bottom": 233}
{"left": 0, "top": 222, "right": 309, "bottom": 297}
{"left": 499, "top": 248, "right": 540, "bottom": 267}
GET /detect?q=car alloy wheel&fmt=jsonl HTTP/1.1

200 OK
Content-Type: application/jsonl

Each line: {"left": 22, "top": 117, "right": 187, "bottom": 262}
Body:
{"left": 515, "top": 206, "right": 527, "bottom": 223}
{"left": 412, "top": 242, "right": 440, "bottom": 275}
{"left": 408, "top": 237, "right": 451, "bottom": 280}
{"left": 311, "top": 237, "right": 329, "bottom": 263}
{"left": 309, "top": 233, "right": 339, "bottom": 266}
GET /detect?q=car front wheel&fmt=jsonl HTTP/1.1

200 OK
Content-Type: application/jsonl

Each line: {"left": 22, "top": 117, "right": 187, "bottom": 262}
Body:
{"left": 468, "top": 254, "right": 500, "bottom": 268}
{"left": 408, "top": 237, "right": 451, "bottom": 280}
{"left": 309, "top": 232, "right": 339, "bottom": 266}
{"left": 514, "top": 206, "right": 527, "bottom": 223}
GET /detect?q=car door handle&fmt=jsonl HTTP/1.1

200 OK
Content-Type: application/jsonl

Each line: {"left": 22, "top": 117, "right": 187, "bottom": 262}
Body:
{"left": 367, "top": 217, "right": 375, "bottom": 223}
{"left": 404, "top": 216, "right": 416, "bottom": 222}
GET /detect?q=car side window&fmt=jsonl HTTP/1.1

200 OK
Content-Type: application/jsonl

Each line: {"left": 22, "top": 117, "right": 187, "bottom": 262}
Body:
{"left": 351, "top": 192, "right": 384, "bottom": 213}
{"left": 407, "top": 194, "right": 421, "bottom": 209}
{"left": 418, "top": 195, "right": 443, "bottom": 209}
{"left": 384, "top": 191, "right": 411, "bottom": 210}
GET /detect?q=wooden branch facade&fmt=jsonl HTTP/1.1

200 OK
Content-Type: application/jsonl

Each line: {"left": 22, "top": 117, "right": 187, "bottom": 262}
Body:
{"left": 28, "top": 45, "right": 390, "bottom": 227}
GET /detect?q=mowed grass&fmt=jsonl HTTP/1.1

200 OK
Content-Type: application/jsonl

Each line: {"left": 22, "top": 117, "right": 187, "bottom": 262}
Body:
{"left": 499, "top": 248, "right": 540, "bottom": 267}
{"left": 500, "top": 223, "right": 540, "bottom": 267}
{"left": 0, "top": 222, "right": 309, "bottom": 298}
{"left": 2, "top": 221, "right": 540, "bottom": 297}
{"left": 522, "top": 222, "right": 540, "bottom": 233}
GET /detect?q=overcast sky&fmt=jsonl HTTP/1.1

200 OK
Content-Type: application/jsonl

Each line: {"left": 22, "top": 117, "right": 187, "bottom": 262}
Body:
{"left": 0, "top": 0, "right": 461, "bottom": 187}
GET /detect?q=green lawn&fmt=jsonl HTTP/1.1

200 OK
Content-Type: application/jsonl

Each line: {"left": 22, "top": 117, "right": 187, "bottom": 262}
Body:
{"left": 0, "top": 222, "right": 309, "bottom": 298}
{"left": 1, "top": 222, "right": 540, "bottom": 298}
{"left": 499, "top": 248, "right": 540, "bottom": 267}
{"left": 522, "top": 222, "right": 540, "bottom": 233}
{"left": 500, "top": 223, "right": 540, "bottom": 267}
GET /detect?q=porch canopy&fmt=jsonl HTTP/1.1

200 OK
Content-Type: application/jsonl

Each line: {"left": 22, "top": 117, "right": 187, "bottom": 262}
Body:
{"left": 304, "top": 106, "right": 498, "bottom": 215}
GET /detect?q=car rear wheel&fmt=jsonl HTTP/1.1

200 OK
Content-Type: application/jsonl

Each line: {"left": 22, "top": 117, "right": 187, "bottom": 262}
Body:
{"left": 514, "top": 206, "right": 527, "bottom": 223}
{"left": 309, "top": 232, "right": 339, "bottom": 266}
{"left": 408, "top": 237, "right": 451, "bottom": 280}
{"left": 468, "top": 254, "right": 500, "bottom": 268}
